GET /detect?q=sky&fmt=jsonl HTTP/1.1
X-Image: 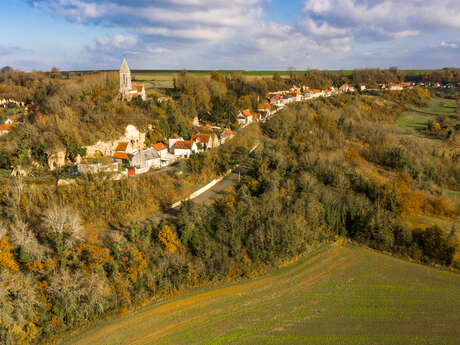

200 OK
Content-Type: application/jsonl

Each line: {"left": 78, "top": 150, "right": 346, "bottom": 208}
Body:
{"left": 1, "top": 0, "right": 460, "bottom": 71}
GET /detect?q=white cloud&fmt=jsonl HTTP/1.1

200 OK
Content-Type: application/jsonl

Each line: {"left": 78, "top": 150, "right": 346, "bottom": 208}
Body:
{"left": 441, "top": 41, "right": 458, "bottom": 48}
{"left": 24, "top": 0, "right": 460, "bottom": 70}
{"left": 300, "top": 18, "right": 349, "bottom": 37}
{"left": 303, "top": 0, "right": 460, "bottom": 40}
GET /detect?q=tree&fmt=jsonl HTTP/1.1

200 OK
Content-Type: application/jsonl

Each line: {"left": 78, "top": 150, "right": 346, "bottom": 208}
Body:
{"left": 158, "top": 225, "right": 180, "bottom": 253}
{"left": 211, "top": 71, "right": 225, "bottom": 84}
{"left": 0, "top": 236, "right": 19, "bottom": 271}
{"left": 1, "top": 66, "right": 12, "bottom": 73}
{"left": 42, "top": 206, "right": 85, "bottom": 256}
{"left": 413, "top": 226, "right": 456, "bottom": 265}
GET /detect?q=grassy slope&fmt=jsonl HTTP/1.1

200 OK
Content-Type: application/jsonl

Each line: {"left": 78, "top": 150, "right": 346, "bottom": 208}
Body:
{"left": 396, "top": 97, "right": 457, "bottom": 141}
{"left": 396, "top": 97, "right": 457, "bottom": 133}
{"left": 396, "top": 96, "right": 459, "bottom": 238}
{"left": 60, "top": 245, "right": 460, "bottom": 345}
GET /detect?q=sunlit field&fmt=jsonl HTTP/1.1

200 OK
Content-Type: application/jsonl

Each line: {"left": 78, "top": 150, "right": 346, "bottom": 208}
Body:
{"left": 60, "top": 245, "right": 460, "bottom": 345}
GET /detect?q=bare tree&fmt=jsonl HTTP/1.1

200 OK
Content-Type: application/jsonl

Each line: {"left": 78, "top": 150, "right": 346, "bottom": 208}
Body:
{"left": 47, "top": 270, "right": 107, "bottom": 324}
{"left": 42, "top": 206, "right": 85, "bottom": 254}
{"left": 9, "top": 221, "right": 44, "bottom": 259}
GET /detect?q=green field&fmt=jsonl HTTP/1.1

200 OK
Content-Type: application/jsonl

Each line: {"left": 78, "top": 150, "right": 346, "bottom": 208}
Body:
{"left": 396, "top": 97, "right": 458, "bottom": 134}
{"left": 60, "top": 245, "right": 460, "bottom": 345}
{"left": 132, "top": 70, "right": 312, "bottom": 90}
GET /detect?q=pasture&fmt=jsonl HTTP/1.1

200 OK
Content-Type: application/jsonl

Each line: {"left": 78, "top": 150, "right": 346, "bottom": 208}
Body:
{"left": 60, "top": 244, "right": 460, "bottom": 345}
{"left": 396, "top": 96, "right": 458, "bottom": 134}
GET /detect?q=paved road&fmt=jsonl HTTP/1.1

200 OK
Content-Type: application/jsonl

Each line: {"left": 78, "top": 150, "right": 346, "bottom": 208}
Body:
{"left": 192, "top": 172, "right": 238, "bottom": 205}
{"left": 144, "top": 172, "right": 239, "bottom": 224}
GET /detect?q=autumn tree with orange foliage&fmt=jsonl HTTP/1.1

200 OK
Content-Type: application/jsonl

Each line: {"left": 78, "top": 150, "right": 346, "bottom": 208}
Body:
{"left": 158, "top": 225, "right": 181, "bottom": 254}
{"left": 0, "top": 236, "right": 19, "bottom": 271}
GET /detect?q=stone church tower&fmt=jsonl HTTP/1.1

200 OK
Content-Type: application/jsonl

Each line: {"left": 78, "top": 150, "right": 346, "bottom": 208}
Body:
{"left": 119, "top": 58, "right": 146, "bottom": 101}
{"left": 119, "top": 58, "right": 132, "bottom": 100}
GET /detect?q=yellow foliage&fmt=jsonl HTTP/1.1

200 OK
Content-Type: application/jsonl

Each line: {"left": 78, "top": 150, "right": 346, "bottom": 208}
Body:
{"left": 431, "top": 197, "right": 458, "bottom": 217}
{"left": 77, "top": 242, "right": 114, "bottom": 270}
{"left": 224, "top": 194, "right": 236, "bottom": 209}
{"left": 45, "top": 258, "right": 57, "bottom": 271}
{"left": 0, "top": 237, "right": 19, "bottom": 271}
{"left": 25, "top": 322, "right": 39, "bottom": 341}
{"left": 26, "top": 260, "right": 44, "bottom": 272}
{"left": 344, "top": 148, "right": 363, "bottom": 162}
{"left": 432, "top": 122, "right": 441, "bottom": 131}
{"left": 125, "top": 247, "right": 147, "bottom": 283}
{"left": 49, "top": 315, "right": 65, "bottom": 329}
{"left": 248, "top": 179, "right": 260, "bottom": 192}
{"left": 158, "top": 225, "right": 180, "bottom": 254}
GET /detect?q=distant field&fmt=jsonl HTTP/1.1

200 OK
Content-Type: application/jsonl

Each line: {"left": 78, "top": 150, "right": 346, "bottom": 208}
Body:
{"left": 132, "top": 70, "right": 310, "bottom": 90}
{"left": 60, "top": 245, "right": 460, "bottom": 345}
{"left": 396, "top": 97, "right": 458, "bottom": 134}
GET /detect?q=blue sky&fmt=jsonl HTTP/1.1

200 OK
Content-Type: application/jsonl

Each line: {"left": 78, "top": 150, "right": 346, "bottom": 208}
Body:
{"left": 1, "top": 0, "right": 459, "bottom": 71}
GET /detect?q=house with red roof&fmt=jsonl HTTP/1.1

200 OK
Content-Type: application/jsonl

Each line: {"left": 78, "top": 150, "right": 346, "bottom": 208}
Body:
{"left": 152, "top": 142, "right": 168, "bottom": 158}
{"left": 112, "top": 151, "right": 131, "bottom": 162}
{"left": 220, "top": 128, "right": 234, "bottom": 144}
{"left": 238, "top": 109, "right": 254, "bottom": 126}
{"left": 191, "top": 133, "right": 219, "bottom": 151}
{"left": 257, "top": 103, "right": 272, "bottom": 117}
{"left": 173, "top": 140, "right": 198, "bottom": 158}
{"left": 114, "top": 141, "right": 132, "bottom": 153}
{"left": 168, "top": 135, "right": 184, "bottom": 153}
{"left": 0, "top": 124, "right": 13, "bottom": 136}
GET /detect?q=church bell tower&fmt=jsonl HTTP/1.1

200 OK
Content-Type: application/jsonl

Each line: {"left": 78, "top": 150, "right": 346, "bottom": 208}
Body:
{"left": 119, "top": 58, "right": 132, "bottom": 99}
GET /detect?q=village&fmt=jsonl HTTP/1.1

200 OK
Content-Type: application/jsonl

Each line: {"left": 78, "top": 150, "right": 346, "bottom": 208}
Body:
{"left": 77, "top": 59, "right": 364, "bottom": 178}
{"left": 1, "top": 60, "right": 459, "bottom": 179}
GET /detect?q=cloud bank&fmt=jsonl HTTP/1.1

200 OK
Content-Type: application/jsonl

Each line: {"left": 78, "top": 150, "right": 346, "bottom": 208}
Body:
{"left": 13, "top": 0, "right": 460, "bottom": 69}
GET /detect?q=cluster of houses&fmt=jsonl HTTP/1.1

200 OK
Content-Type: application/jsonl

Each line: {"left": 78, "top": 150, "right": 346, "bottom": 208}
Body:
{"left": 236, "top": 84, "right": 364, "bottom": 127}
{"left": 0, "top": 99, "right": 32, "bottom": 136}
{"left": 98, "top": 128, "right": 235, "bottom": 175}
{"left": 0, "top": 115, "right": 26, "bottom": 136}
{"left": 0, "top": 99, "right": 24, "bottom": 108}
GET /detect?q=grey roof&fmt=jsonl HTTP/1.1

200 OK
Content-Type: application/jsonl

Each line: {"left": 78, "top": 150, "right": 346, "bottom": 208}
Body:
{"left": 120, "top": 58, "right": 130, "bottom": 73}
{"left": 132, "top": 148, "right": 160, "bottom": 161}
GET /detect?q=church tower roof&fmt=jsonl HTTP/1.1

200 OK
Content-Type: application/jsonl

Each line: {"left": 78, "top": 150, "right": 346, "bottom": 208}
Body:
{"left": 120, "top": 58, "right": 130, "bottom": 73}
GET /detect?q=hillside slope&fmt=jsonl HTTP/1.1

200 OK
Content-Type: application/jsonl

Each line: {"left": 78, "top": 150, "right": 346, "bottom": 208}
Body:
{"left": 60, "top": 245, "right": 460, "bottom": 345}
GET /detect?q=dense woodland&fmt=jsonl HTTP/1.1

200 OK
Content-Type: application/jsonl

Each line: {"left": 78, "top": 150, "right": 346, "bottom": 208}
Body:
{"left": 0, "top": 68, "right": 459, "bottom": 344}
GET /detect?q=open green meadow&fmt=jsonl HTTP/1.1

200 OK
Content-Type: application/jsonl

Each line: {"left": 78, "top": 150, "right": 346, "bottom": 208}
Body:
{"left": 396, "top": 96, "right": 459, "bottom": 134}
{"left": 60, "top": 245, "right": 460, "bottom": 345}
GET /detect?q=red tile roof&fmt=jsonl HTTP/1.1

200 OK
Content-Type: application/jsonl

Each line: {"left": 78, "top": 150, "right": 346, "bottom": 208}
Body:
{"left": 8, "top": 115, "right": 23, "bottom": 122}
{"left": 152, "top": 142, "right": 167, "bottom": 151}
{"left": 115, "top": 142, "right": 129, "bottom": 152}
{"left": 241, "top": 109, "right": 253, "bottom": 117}
{"left": 130, "top": 83, "right": 144, "bottom": 93}
{"left": 192, "top": 133, "right": 214, "bottom": 144}
{"left": 175, "top": 140, "right": 194, "bottom": 150}
{"left": 257, "top": 103, "right": 270, "bottom": 110}
{"left": 0, "top": 124, "right": 13, "bottom": 131}
{"left": 113, "top": 152, "right": 130, "bottom": 160}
